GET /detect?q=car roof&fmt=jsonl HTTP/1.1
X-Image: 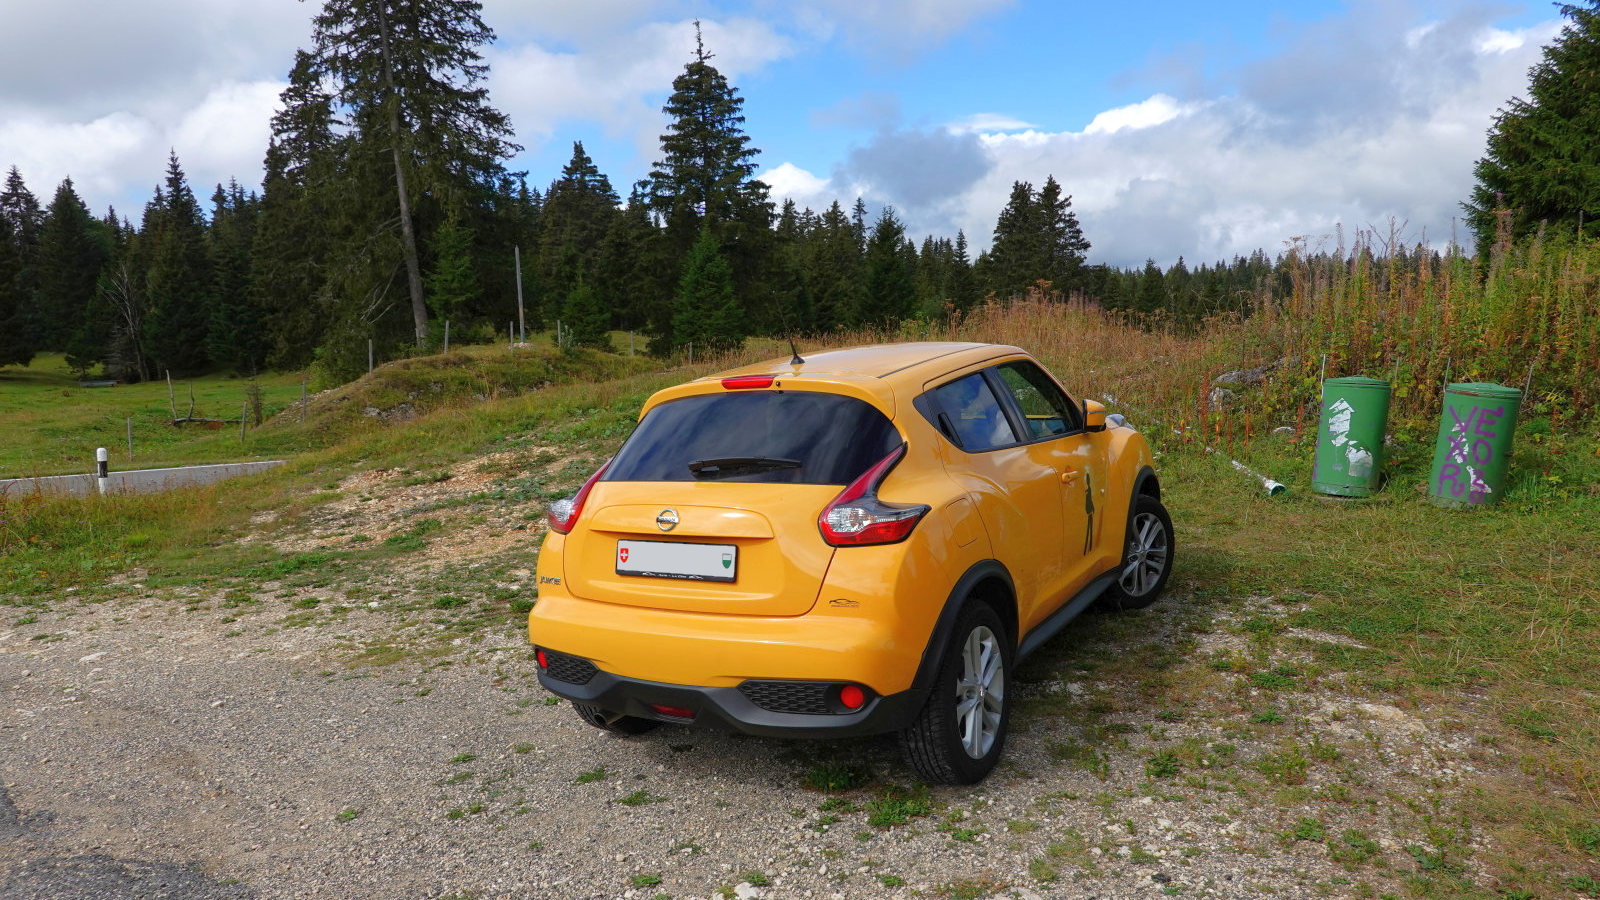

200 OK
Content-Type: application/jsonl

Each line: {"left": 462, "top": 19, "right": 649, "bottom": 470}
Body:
{"left": 642, "top": 342, "right": 1027, "bottom": 420}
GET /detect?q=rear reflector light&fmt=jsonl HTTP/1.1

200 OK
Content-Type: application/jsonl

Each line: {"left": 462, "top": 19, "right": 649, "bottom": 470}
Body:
{"left": 536, "top": 648, "right": 549, "bottom": 669}
{"left": 547, "top": 459, "right": 610, "bottom": 534}
{"left": 838, "top": 684, "right": 866, "bottom": 710}
{"left": 818, "top": 443, "right": 930, "bottom": 547}
{"left": 650, "top": 704, "right": 694, "bottom": 719}
{"left": 720, "top": 374, "right": 777, "bottom": 390}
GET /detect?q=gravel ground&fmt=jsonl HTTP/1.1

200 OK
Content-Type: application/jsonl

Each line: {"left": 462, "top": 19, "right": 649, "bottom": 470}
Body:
{"left": 1, "top": 590, "right": 1499, "bottom": 900}
{"left": 0, "top": 463, "right": 1506, "bottom": 899}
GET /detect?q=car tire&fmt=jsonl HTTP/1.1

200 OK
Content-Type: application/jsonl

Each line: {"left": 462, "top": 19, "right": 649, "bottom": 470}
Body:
{"left": 572, "top": 703, "right": 660, "bottom": 735}
{"left": 899, "top": 602, "right": 1011, "bottom": 785}
{"left": 1101, "top": 493, "right": 1174, "bottom": 611}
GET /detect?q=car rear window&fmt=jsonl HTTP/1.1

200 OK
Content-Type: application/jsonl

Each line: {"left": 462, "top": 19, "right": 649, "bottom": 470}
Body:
{"left": 604, "top": 390, "right": 902, "bottom": 484}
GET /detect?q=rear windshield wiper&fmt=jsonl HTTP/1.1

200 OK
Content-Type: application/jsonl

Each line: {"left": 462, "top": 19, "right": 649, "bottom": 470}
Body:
{"left": 687, "top": 457, "right": 802, "bottom": 479}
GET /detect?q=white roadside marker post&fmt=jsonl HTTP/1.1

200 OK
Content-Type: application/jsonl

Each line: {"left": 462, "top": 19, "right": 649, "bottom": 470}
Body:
{"left": 96, "top": 447, "right": 109, "bottom": 495}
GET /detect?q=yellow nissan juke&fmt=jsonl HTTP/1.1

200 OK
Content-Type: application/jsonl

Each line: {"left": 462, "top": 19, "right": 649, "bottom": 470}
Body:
{"left": 529, "top": 342, "right": 1172, "bottom": 783}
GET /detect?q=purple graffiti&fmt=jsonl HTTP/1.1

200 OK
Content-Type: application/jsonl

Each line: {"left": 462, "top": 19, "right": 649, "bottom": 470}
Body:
{"left": 1437, "top": 405, "right": 1503, "bottom": 504}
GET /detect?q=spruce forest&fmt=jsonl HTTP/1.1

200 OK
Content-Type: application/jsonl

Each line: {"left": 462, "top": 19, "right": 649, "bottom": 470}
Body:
{"left": 0, "top": 0, "right": 1597, "bottom": 418}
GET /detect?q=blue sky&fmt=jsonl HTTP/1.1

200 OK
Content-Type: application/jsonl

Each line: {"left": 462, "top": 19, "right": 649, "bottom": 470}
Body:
{"left": 0, "top": 0, "right": 1566, "bottom": 266}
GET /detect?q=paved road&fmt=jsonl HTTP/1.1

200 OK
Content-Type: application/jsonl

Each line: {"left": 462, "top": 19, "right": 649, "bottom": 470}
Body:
{"left": 0, "top": 462, "right": 285, "bottom": 498}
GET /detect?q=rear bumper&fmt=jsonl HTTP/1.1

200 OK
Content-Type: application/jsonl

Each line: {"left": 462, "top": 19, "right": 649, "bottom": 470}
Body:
{"left": 537, "top": 662, "right": 922, "bottom": 738}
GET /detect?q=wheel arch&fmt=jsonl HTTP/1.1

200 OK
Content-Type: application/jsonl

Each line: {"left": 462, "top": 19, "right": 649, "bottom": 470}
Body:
{"left": 909, "top": 560, "right": 1017, "bottom": 701}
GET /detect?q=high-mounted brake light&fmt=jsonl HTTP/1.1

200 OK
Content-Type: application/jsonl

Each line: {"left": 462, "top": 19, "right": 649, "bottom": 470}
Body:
{"left": 818, "top": 444, "right": 931, "bottom": 547}
{"left": 547, "top": 460, "right": 610, "bottom": 534}
{"left": 721, "top": 374, "right": 777, "bottom": 390}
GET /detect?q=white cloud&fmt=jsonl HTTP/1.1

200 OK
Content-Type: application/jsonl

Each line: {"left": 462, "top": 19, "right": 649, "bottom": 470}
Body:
{"left": 489, "top": 17, "right": 791, "bottom": 165}
{"left": 952, "top": 113, "right": 1038, "bottom": 133}
{"left": 1082, "top": 94, "right": 1188, "bottom": 136}
{"left": 764, "top": 12, "right": 1566, "bottom": 268}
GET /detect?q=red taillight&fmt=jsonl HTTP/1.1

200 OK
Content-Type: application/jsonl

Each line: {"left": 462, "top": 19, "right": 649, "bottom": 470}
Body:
{"left": 536, "top": 648, "right": 549, "bottom": 669}
{"left": 818, "top": 444, "right": 930, "bottom": 547}
{"left": 650, "top": 704, "right": 695, "bottom": 719}
{"left": 721, "top": 374, "right": 777, "bottom": 390}
{"left": 838, "top": 684, "right": 866, "bottom": 710}
{"left": 547, "top": 460, "right": 610, "bottom": 534}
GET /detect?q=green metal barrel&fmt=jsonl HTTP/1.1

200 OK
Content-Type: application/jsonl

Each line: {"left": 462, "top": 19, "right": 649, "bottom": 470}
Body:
{"left": 1429, "top": 382, "right": 1521, "bottom": 507}
{"left": 1312, "top": 376, "right": 1391, "bottom": 497}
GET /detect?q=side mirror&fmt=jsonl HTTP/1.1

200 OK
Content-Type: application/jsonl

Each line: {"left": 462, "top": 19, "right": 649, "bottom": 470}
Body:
{"left": 1083, "top": 399, "right": 1107, "bottom": 433}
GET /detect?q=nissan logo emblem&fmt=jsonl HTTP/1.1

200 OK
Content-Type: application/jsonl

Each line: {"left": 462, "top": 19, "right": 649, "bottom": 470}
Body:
{"left": 656, "top": 509, "right": 679, "bottom": 532}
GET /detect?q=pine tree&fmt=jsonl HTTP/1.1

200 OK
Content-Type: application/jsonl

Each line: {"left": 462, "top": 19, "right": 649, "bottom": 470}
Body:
{"left": 987, "top": 181, "right": 1045, "bottom": 298}
{"left": 645, "top": 21, "right": 772, "bottom": 346}
{"left": 38, "top": 178, "right": 109, "bottom": 360}
{"left": 672, "top": 226, "right": 744, "bottom": 356}
{"left": 1134, "top": 259, "right": 1167, "bottom": 316}
{"left": 861, "top": 206, "right": 917, "bottom": 325}
{"left": 142, "top": 153, "right": 214, "bottom": 375}
{"left": 425, "top": 210, "right": 479, "bottom": 329}
{"left": 206, "top": 181, "right": 267, "bottom": 373}
{"left": 595, "top": 185, "right": 668, "bottom": 336}
{"left": 987, "top": 177, "right": 1091, "bottom": 298}
{"left": 0, "top": 212, "right": 31, "bottom": 368}
{"left": 646, "top": 22, "right": 768, "bottom": 232}
{"left": 539, "top": 142, "right": 620, "bottom": 319}
{"left": 1037, "top": 176, "right": 1090, "bottom": 292}
{"left": 561, "top": 271, "right": 612, "bottom": 351}
{"left": 311, "top": 0, "right": 519, "bottom": 346}
{"left": 1465, "top": 2, "right": 1600, "bottom": 250}
{"left": 809, "top": 201, "right": 866, "bottom": 330}
{"left": 950, "top": 230, "right": 978, "bottom": 313}
{"left": 0, "top": 167, "right": 44, "bottom": 358}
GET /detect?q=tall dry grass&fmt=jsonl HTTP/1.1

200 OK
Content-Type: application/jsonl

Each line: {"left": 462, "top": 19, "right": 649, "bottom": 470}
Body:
{"left": 791, "top": 231, "right": 1599, "bottom": 449}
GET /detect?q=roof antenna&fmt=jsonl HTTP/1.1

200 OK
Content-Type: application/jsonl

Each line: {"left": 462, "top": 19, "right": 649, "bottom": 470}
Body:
{"left": 788, "top": 339, "right": 805, "bottom": 366}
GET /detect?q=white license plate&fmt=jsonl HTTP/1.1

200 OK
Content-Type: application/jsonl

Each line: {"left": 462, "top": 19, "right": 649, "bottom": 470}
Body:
{"left": 616, "top": 540, "right": 737, "bottom": 583}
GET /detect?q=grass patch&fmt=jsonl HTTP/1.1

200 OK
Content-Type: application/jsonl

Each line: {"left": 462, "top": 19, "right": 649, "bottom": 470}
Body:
{"left": 864, "top": 784, "right": 933, "bottom": 828}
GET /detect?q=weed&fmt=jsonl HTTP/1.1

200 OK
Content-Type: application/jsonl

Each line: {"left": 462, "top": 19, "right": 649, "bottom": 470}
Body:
{"left": 864, "top": 784, "right": 932, "bottom": 828}
{"left": 1146, "top": 750, "right": 1182, "bottom": 779}
{"left": 1567, "top": 875, "right": 1600, "bottom": 897}
{"left": 801, "top": 760, "right": 869, "bottom": 793}
{"left": 1255, "top": 744, "right": 1310, "bottom": 784}
{"left": 942, "top": 878, "right": 1007, "bottom": 900}
{"left": 740, "top": 872, "right": 769, "bottom": 887}
{"left": 434, "top": 595, "right": 469, "bottom": 609}
{"left": 1028, "top": 858, "right": 1058, "bottom": 882}
{"left": 1251, "top": 709, "right": 1285, "bottom": 724}
{"left": 511, "top": 743, "right": 534, "bottom": 754}
{"left": 629, "top": 874, "right": 662, "bottom": 888}
{"left": 449, "top": 752, "right": 476, "bottom": 764}
{"left": 1331, "top": 829, "right": 1381, "bottom": 866}
{"left": 335, "top": 808, "right": 360, "bottom": 822}
{"left": 818, "top": 797, "right": 858, "bottom": 813}
{"left": 1284, "top": 818, "right": 1326, "bottom": 843}
{"left": 575, "top": 766, "right": 607, "bottom": 784}
{"left": 878, "top": 874, "right": 905, "bottom": 887}
{"left": 619, "top": 790, "right": 661, "bottom": 807}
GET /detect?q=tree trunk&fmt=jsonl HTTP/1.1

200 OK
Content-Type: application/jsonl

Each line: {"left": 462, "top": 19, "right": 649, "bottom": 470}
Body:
{"left": 376, "top": 3, "right": 428, "bottom": 346}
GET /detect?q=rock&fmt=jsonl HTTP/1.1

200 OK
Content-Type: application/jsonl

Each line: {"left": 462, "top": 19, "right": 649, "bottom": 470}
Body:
{"left": 210, "top": 700, "right": 225, "bottom": 708}
{"left": 79, "top": 652, "right": 108, "bottom": 663}
{"left": 1208, "top": 387, "right": 1237, "bottom": 409}
{"left": 1213, "top": 364, "right": 1271, "bottom": 387}
{"left": 1272, "top": 426, "right": 1295, "bottom": 436}
{"left": 734, "top": 883, "right": 763, "bottom": 900}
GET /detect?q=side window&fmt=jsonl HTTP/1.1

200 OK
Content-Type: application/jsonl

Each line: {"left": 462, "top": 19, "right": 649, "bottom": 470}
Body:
{"left": 994, "top": 361, "right": 1081, "bottom": 439}
{"left": 933, "top": 373, "right": 1019, "bottom": 452}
